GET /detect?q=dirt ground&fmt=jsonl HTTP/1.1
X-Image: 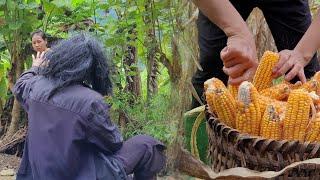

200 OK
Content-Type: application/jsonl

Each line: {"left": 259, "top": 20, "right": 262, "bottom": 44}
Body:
{"left": 0, "top": 153, "right": 194, "bottom": 180}
{"left": 0, "top": 153, "right": 20, "bottom": 180}
{"left": 0, "top": 153, "right": 20, "bottom": 170}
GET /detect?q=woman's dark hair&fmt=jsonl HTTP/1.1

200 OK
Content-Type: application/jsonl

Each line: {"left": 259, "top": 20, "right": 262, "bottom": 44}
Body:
{"left": 31, "top": 29, "right": 47, "bottom": 40}
{"left": 40, "top": 33, "right": 112, "bottom": 98}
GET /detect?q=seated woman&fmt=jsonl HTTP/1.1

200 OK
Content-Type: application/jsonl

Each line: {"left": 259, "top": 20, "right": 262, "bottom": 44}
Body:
{"left": 31, "top": 30, "right": 50, "bottom": 53}
{"left": 14, "top": 34, "right": 166, "bottom": 180}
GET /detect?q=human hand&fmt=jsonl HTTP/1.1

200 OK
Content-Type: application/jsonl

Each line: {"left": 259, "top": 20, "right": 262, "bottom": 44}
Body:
{"left": 32, "top": 51, "right": 46, "bottom": 67}
{"left": 272, "top": 49, "right": 309, "bottom": 83}
{"left": 220, "top": 34, "right": 258, "bottom": 85}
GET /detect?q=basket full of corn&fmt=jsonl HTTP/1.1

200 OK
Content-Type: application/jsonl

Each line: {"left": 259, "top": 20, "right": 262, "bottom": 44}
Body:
{"left": 205, "top": 51, "right": 320, "bottom": 178}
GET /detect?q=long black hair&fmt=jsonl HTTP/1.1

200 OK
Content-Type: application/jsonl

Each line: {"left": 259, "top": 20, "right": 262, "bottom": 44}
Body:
{"left": 40, "top": 33, "right": 112, "bottom": 97}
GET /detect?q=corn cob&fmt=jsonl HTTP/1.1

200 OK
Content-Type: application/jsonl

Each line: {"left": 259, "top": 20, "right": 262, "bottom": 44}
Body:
{"left": 257, "top": 95, "right": 287, "bottom": 115}
{"left": 228, "top": 84, "right": 238, "bottom": 100}
{"left": 236, "top": 81, "right": 261, "bottom": 135}
{"left": 284, "top": 81, "right": 303, "bottom": 90}
{"left": 302, "top": 80, "right": 319, "bottom": 93}
{"left": 205, "top": 78, "right": 236, "bottom": 127}
{"left": 204, "top": 77, "right": 225, "bottom": 91}
{"left": 260, "top": 83, "right": 290, "bottom": 101}
{"left": 305, "top": 116, "right": 320, "bottom": 142}
{"left": 260, "top": 104, "right": 283, "bottom": 140}
{"left": 312, "top": 72, "right": 320, "bottom": 83}
{"left": 309, "top": 91, "right": 320, "bottom": 112}
{"left": 283, "top": 89, "right": 312, "bottom": 141}
{"left": 212, "top": 88, "right": 236, "bottom": 127}
{"left": 253, "top": 51, "right": 279, "bottom": 91}
{"left": 205, "top": 78, "right": 227, "bottom": 113}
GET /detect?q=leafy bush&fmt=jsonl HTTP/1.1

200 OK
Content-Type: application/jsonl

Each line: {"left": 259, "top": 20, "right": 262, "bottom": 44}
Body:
{"left": 106, "top": 84, "right": 176, "bottom": 145}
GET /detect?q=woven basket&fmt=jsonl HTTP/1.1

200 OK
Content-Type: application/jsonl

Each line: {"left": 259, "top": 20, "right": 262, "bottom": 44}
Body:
{"left": 206, "top": 107, "right": 320, "bottom": 179}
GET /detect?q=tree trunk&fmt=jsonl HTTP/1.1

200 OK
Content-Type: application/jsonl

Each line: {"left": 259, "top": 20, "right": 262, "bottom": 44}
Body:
{"left": 0, "top": 101, "right": 3, "bottom": 135}
{"left": 246, "top": 8, "right": 276, "bottom": 58}
{"left": 3, "top": 36, "right": 24, "bottom": 141}
{"left": 124, "top": 25, "right": 141, "bottom": 99}
{"left": 144, "top": 1, "right": 159, "bottom": 101}
{"left": 5, "top": 98, "right": 21, "bottom": 140}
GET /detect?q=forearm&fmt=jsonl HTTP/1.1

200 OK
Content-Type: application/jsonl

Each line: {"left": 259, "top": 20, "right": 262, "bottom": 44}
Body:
{"left": 192, "top": 0, "right": 250, "bottom": 37}
{"left": 294, "top": 10, "right": 320, "bottom": 62}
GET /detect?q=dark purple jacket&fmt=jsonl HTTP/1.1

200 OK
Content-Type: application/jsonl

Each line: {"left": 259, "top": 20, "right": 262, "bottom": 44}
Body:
{"left": 13, "top": 67, "right": 127, "bottom": 180}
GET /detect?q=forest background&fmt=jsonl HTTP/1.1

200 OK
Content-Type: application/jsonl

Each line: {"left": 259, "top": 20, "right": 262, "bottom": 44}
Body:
{"left": 0, "top": 0, "right": 320, "bottom": 176}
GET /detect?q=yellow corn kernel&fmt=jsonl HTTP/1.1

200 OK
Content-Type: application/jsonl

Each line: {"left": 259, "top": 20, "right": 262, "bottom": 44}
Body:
{"left": 253, "top": 51, "right": 279, "bottom": 91}
{"left": 260, "top": 104, "right": 283, "bottom": 140}
{"left": 283, "top": 89, "right": 312, "bottom": 141}
{"left": 236, "top": 81, "right": 261, "bottom": 135}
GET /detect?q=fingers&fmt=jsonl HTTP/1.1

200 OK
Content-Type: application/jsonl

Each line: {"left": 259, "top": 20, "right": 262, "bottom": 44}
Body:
{"left": 273, "top": 50, "right": 290, "bottom": 77}
{"left": 284, "top": 66, "right": 306, "bottom": 83}
{"left": 228, "top": 75, "right": 247, "bottom": 85}
{"left": 284, "top": 64, "right": 301, "bottom": 82}
{"left": 228, "top": 69, "right": 253, "bottom": 85}
{"left": 298, "top": 70, "right": 307, "bottom": 83}
{"left": 32, "top": 51, "right": 46, "bottom": 67}
{"left": 220, "top": 46, "right": 241, "bottom": 63}
{"left": 36, "top": 51, "right": 40, "bottom": 59}
{"left": 220, "top": 46, "right": 228, "bottom": 60}
{"left": 223, "top": 64, "right": 246, "bottom": 78}
{"left": 223, "top": 59, "right": 239, "bottom": 68}
{"left": 275, "top": 60, "right": 294, "bottom": 79}
{"left": 40, "top": 51, "right": 45, "bottom": 59}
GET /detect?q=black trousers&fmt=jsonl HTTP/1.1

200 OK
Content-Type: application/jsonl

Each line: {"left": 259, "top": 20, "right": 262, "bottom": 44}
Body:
{"left": 192, "top": 0, "right": 319, "bottom": 108}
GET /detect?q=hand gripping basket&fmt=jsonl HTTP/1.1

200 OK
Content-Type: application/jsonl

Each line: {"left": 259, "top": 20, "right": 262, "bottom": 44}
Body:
{"left": 206, "top": 107, "right": 320, "bottom": 179}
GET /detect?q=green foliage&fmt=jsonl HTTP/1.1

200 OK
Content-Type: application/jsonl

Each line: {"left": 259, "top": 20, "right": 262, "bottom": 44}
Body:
{"left": 0, "top": 52, "right": 11, "bottom": 103}
{"left": 107, "top": 83, "right": 176, "bottom": 145}
{"left": 0, "top": 0, "right": 181, "bottom": 146}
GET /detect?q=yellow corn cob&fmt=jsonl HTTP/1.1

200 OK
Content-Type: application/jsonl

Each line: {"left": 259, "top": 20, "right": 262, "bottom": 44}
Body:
{"left": 284, "top": 81, "right": 303, "bottom": 90}
{"left": 205, "top": 78, "right": 227, "bottom": 113}
{"left": 309, "top": 91, "right": 320, "bottom": 112}
{"left": 228, "top": 84, "right": 238, "bottom": 100}
{"left": 260, "top": 104, "right": 283, "bottom": 140}
{"left": 204, "top": 77, "right": 225, "bottom": 91}
{"left": 283, "top": 89, "right": 312, "bottom": 141}
{"left": 312, "top": 71, "right": 320, "bottom": 83}
{"left": 302, "top": 80, "right": 319, "bottom": 93}
{"left": 253, "top": 51, "right": 280, "bottom": 91}
{"left": 260, "top": 83, "right": 290, "bottom": 101}
{"left": 236, "top": 81, "right": 261, "bottom": 135}
{"left": 205, "top": 78, "right": 236, "bottom": 127}
{"left": 257, "top": 95, "right": 287, "bottom": 115}
{"left": 305, "top": 116, "right": 320, "bottom": 142}
{"left": 212, "top": 88, "right": 236, "bottom": 127}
